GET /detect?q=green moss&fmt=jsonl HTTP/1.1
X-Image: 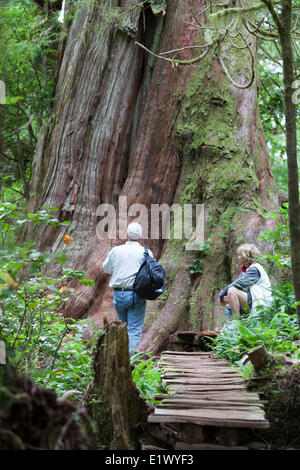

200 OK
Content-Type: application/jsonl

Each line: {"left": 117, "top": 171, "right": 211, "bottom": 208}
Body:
{"left": 173, "top": 43, "right": 264, "bottom": 211}
{"left": 157, "top": 46, "right": 274, "bottom": 331}
{"left": 203, "top": 158, "right": 259, "bottom": 200}
{"left": 176, "top": 57, "right": 241, "bottom": 153}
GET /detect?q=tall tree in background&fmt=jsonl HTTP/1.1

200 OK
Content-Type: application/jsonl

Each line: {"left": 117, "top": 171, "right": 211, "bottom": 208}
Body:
{"left": 0, "top": 0, "right": 58, "bottom": 199}
{"left": 275, "top": 0, "right": 300, "bottom": 320}
{"left": 21, "top": 0, "right": 281, "bottom": 353}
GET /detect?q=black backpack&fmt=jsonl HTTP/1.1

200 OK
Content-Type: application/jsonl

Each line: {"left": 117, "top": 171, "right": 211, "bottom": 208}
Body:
{"left": 133, "top": 249, "right": 165, "bottom": 300}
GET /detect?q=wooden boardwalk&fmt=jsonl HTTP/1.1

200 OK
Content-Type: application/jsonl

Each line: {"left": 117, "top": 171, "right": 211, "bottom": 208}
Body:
{"left": 147, "top": 351, "right": 269, "bottom": 449}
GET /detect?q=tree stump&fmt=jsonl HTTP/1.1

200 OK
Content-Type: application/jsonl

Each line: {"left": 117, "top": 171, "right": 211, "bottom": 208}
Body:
{"left": 248, "top": 345, "right": 271, "bottom": 372}
{"left": 86, "top": 319, "right": 148, "bottom": 450}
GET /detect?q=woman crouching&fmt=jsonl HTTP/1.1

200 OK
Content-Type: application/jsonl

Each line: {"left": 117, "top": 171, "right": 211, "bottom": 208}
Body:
{"left": 219, "top": 244, "right": 272, "bottom": 320}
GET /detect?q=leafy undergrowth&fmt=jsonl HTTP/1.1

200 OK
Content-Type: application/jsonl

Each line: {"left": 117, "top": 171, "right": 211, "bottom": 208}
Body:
{"left": 131, "top": 353, "right": 166, "bottom": 404}
{"left": 0, "top": 205, "right": 97, "bottom": 400}
{"left": 210, "top": 283, "right": 300, "bottom": 450}
{"left": 248, "top": 362, "right": 300, "bottom": 450}
{"left": 211, "top": 283, "right": 300, "bottom": 380}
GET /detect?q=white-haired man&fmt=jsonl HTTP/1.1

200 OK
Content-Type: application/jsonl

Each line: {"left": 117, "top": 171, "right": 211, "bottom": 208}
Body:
{"left": 102, "top": 222, "right": 153, "bottom": 357}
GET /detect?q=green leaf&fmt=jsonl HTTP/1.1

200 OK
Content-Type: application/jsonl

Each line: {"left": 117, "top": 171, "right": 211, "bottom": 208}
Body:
{"left": 5, "top": 95, "right": 24, "bottom": 105}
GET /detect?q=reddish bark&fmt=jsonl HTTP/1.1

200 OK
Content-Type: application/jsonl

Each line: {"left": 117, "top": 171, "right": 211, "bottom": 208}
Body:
{"left": 24, "top": 1, "right": 280, "bottom": 352}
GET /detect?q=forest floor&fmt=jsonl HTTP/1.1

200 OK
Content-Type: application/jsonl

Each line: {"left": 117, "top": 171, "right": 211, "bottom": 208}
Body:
{"left": 246, "top": 360, "right": 300, "bottom": 450}
{"left": 0, "top": 337, "right": 299, "bottom": 450}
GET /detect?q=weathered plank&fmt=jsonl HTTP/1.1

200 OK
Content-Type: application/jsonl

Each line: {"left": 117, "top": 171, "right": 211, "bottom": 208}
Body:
{"left": 161, "top": 361, "right": 231, "bottom": 367}
{"left": 175, "top": 441, "right": 248, "bottom": 450}
{"left": 162, "top": 368, "right": 240, "bottom": 374}
{"left": 157, "top": 399, "right": 264, "bottom": 409}
{"left": 167, "top": 384, "right": 247, "bottom": 392}
{"left": 154, "top": 407, "right": 266, "bottom": 420}
{"left": 169, "top": 391, "right": 261, "bottom": 399}
{"left": 161, "top": 394, "right": 265, "bottom": 404}
{"left": 161, "top": 351, "right": 212, "bottom": 356}
{"left": 162, "top": 377, "right": 245, "bottom": 385}
{"left": 148, "top": 414, "right": 269, "bottom": 428}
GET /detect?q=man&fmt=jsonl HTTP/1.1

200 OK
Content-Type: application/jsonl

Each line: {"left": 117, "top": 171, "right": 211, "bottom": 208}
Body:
{"left": 102, "top": 222, "right": 153, "bottom": 357}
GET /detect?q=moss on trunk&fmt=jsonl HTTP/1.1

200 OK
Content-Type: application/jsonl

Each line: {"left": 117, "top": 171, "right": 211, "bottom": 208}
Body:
{"left": 140, "top": 33, "right": 279, "bottom": 350}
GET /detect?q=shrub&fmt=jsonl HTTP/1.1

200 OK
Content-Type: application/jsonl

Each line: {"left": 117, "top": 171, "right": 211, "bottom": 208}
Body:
{"left": 212, "top": 285, "right": 300, "bottom": 377}
{"left": 131, "top": 353, "right": 166, "bottom": 404}
{"left": 0, "top": 204, "right": 96, "bottom": 398}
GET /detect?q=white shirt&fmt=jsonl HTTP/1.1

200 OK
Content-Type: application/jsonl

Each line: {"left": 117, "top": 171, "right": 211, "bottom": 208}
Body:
{"left": 102, "top": 241, "right": 153, "bottom": 288}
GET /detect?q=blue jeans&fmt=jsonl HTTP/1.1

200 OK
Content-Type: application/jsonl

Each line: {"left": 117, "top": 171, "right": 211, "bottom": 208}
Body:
{"left": 113, "top": 290, "right": 146, "bottom": 357}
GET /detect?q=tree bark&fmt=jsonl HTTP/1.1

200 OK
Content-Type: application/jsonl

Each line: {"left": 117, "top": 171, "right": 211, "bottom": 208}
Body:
{"left": 23, "top": 0, "right": 280, "bottom": 352}
{"left": 278, "top": 0, "right": 300, "bottom": 322}
{"left": 247, "top": 344, "right": 270, "bottom": 372}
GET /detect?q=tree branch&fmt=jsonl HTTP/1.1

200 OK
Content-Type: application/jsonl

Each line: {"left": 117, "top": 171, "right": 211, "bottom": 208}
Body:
{"left": 244, "top": 19, "right": 279, "bottom": 39}
{"left": 261, "top": 0, "right": 283, "bottom": 32}
{"left": 259, "top": 42, "right": 282, "bottom": 67}
{"left": 135, "top": 39, "right": 214, "bottom": 66}
{"left": 218, "top": 32, "right": 255, "bottom": 89}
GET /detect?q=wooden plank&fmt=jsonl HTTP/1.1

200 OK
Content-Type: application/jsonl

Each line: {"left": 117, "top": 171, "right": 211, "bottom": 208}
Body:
{"left": 161, "top": 361, "right": 231, "bottom": 367}
{"left": 163, "top": 375, "right": 242, "bottom": 380}
{"left": 162, "top": 368, "right": 240, "bottom": 374}
{"left": 154, "top": 407, "right": 266, "bottom": 420}
{"left": 142, "top": 445, "right": 167, "bottom": 450}
{"left": 162, "top": 374, "right": 243, "bottom": 380}
{"left": 171, "top": 390, "right": 260, "bottom": 398}
{"left": 161, "top": 355, "right": 226, "bottom": 361}
{"left": 162, "top": 378, "right": 245, "bottom": 385}
{"left": 165, "top": 394, "right": 265, "bottom": 404}
{"left": 157, "top": 399, "right": 264, "bottom": 409}
{"left": 167, "top": 384, "right": 247, "bottom": 392}
{"left": 148, "top": 414, "right": 269, "bottom": 428}
{"left": 164, "top": 371, "right": 236, "bottom": 376}
{"left": 157, "top": 405, "right": 263, "bottom": 413}
{"left": 161, "top": 351, "right": 212, "bottom": 355}
{"left": 161, "top": 368, "right": 240, "bottom": 373}
{"left": 175, "top": 441, "right": 248, "bottom": 450}
{"left": 162, "top": 374, "right": 242, "bottom": 380}
{"left": 161, "top": 360, "right": 229, "bottom": 365}
{"left": 161, "top": 352, "right": 222, "bottom": 358}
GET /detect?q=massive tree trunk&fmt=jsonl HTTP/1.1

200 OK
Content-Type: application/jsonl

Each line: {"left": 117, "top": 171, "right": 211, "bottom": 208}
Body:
{"left": 23, "top": 0, "right": 279, "bottom": 353}
{"left": 278, "top": 0, "right": 300, "bottom": 321}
